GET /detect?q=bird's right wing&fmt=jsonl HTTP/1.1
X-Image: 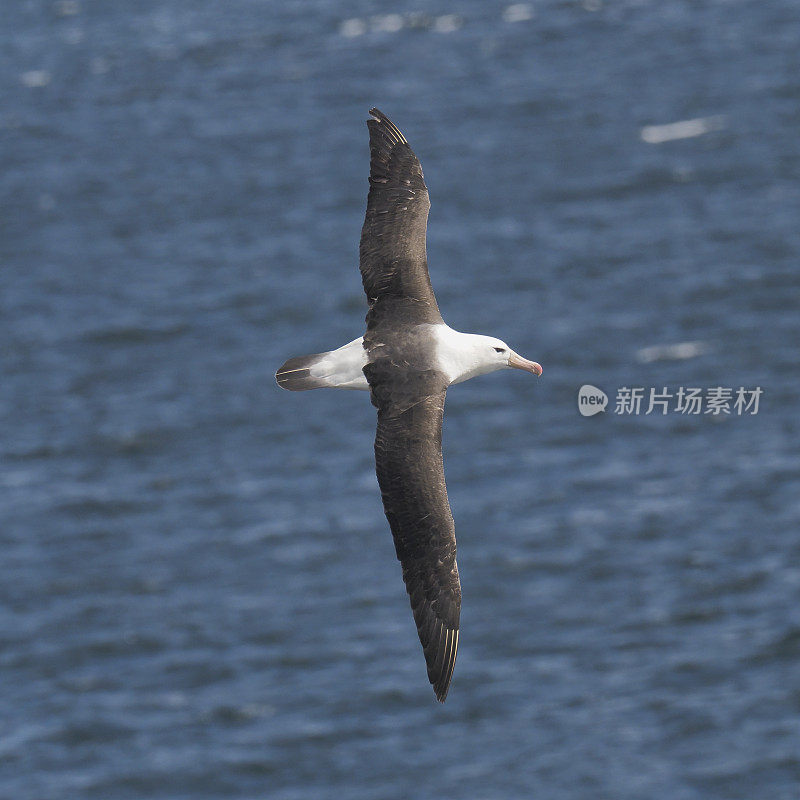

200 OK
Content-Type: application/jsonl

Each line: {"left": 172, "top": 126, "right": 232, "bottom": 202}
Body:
{"left": 359, "top": 109, "right": 441, "bottom": 319}
{"left": 371, "top": 386, "right": 461, "bottom": 702}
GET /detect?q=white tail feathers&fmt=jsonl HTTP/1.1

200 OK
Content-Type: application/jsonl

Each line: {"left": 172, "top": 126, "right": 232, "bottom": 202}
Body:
{"left": 275, "top": 337, "right": 370, "bottom": 391}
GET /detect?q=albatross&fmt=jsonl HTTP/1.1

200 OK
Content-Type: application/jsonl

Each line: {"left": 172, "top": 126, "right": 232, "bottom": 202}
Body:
{"left": 276, "top": 109, "right": 542, "bottom": 702}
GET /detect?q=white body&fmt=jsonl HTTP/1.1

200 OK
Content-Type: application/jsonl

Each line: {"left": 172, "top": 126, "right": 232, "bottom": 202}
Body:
{"left": 312, "top": 325, "right": 515, "bottom": 390}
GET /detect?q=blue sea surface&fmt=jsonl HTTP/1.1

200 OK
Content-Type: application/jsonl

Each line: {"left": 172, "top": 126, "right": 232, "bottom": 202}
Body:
{"left": 2, "top": 1, "right": 799, "bottom": 798}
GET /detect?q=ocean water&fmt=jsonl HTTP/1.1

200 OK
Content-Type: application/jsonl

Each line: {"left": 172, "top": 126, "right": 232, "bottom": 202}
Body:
{"left": 2, "top": 1, "right": 799, "bottom": 798}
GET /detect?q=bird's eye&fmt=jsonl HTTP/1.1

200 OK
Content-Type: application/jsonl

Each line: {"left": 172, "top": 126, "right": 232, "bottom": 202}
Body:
{"left": 494, "top": 347, "right": 506, "bottom": 353}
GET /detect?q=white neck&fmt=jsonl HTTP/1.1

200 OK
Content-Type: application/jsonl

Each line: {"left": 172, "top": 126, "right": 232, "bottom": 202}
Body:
{"left": 433, "top": 326, "right": 505, "bottom": 385}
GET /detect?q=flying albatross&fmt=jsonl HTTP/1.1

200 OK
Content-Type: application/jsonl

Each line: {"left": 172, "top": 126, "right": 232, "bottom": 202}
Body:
{"left": 276, "top": 109, "right": 542, "bottom": 702}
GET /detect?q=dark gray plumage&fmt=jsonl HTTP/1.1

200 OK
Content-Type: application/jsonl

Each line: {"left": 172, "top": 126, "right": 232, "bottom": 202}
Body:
{"left": 361, "top": 109, "right": 460, "bottom": 701}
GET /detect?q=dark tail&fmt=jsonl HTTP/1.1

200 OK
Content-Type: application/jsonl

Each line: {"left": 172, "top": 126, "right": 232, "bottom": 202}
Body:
{"left": 275, "top": 353, "right": 330, "bottom": 391}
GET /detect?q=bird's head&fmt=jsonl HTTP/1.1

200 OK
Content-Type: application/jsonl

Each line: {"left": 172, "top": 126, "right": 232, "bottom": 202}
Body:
{"left": 438, "top": 329, "right": 543, "bottom": 385}
{"left": 484, "top": 337, "right": 543, "bottom": 377}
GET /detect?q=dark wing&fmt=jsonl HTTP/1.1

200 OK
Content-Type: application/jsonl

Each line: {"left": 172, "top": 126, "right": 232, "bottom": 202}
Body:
{"left": 361, "top": 110, "right": 459, "bottom": 701}
{"left": 360, "top": 108, "right": 441, "bottom": 317}
{"left": 369, "top": 370, "right": 461, "bottom": 702}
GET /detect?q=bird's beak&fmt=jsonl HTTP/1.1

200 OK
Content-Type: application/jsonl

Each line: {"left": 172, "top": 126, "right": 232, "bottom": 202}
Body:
{"left": 508, "top": 351, "right": 542, "bottom": 376}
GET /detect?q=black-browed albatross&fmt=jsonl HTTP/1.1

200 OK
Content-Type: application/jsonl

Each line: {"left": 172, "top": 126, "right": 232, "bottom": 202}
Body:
{"left": 276, "top": 109, "right": 542, "bottom": 702}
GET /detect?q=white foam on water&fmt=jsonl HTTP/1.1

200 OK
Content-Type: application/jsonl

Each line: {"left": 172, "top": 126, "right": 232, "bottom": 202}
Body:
{"left": 340, "top": 12, "right": 464, "bottom": 37}
{"left": 640, "top": 116, "right": 726, "bottom": 144}
{"left": 372, "top": 14, "right": 404, "bottom": 33}
{"left": 636, "top": 341, "right": 709, "bottom": 363}
{"left": 21, "top": 70, "right": 51, "bottom": 88}
{"left": 340, "top": 18, "right": 367, "bottom": 37}
{"left": 503, "top": 4, "right": 534, "bottom": 23}
{"left": 433, "top": 14, "right": 462, "bottom": 33}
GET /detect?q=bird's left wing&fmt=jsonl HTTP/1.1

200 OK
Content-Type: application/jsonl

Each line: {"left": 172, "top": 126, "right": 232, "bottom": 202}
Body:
{"left": 359, "top": 108, "right": 441, "bottom": 320}
{"left": 368, "top": 372, "right": 461, "bottom": 702}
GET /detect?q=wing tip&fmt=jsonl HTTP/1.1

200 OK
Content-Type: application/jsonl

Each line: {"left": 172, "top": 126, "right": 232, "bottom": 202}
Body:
{"left": 366, "top": 107, "right": 408, "bottom": 145}
{"left": 431, "top": 626, "right": 459, "bottom": 703}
